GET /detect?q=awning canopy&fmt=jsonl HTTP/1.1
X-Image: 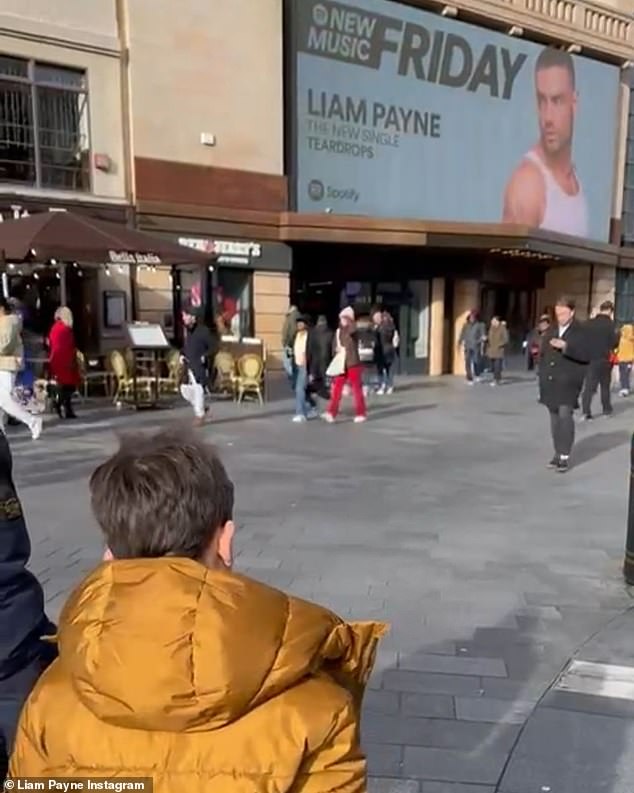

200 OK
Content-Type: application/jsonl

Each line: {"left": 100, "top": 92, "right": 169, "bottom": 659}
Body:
{"left": 0, "top": 210, "right": 215, "bottom": 266}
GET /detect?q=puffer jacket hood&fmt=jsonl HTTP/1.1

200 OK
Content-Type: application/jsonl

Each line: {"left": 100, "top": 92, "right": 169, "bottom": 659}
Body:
{"left": 56, "top": 558, "right": 385, "bottom": 732}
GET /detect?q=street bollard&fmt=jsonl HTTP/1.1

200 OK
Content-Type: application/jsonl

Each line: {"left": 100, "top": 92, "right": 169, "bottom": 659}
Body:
{"left": 624, "top": 432, "right": 634, "bottom": 585}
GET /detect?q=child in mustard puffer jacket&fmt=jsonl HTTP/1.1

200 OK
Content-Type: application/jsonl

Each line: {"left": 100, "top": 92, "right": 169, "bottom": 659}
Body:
{"left": 617, "top": 323, "right": 634, "bottom": 396}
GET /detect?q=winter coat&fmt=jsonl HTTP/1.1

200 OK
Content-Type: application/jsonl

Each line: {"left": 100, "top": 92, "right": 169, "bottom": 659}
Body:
{"left": 486, "top": 324, "right": 509, "bottom": 360}
{"left": 0, "top": 432, "right": 56, "bottom": 780}
{"left": 48, "top": 320, "right": 79, "bottom": 388}
{"left": 617, "top": 324, "right": 634, "bottom": 363}
{"left": 539, "top": 321, "right": 590, "bottom": 410}
{"left": 183, "top": 322, "right": 218, "bottom": 386}
{"left": 334, "top": 324, "right": 361, "bottom": 370}
{"left": 0, "top": 315, "right": 23, "bottom": 373}
{"left": 584, "top": 314, "right": 619, "bottom": 362}
{"left": 375, "top": 320, "right": 396, "bottom": 365}
{"left": 10, "top": 558, "right": 385, "bottom": 793}
{"left": 459, "top": 320, "right": 485, "bottom": 352}
{"left": 282, "top": 308, "right": 298, "bottom": 349}
{"left": 308, "top": 325, "right": 333, "bottom": 380}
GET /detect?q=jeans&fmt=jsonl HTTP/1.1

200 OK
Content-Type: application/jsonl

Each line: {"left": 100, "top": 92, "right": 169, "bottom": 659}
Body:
{"left": 294, "top": 365, "right": 314, "bottom": 417}
{"left": 619, "top": 362, "right": 632, "bottom": 392}
{"left": 582, "top": 360, "right": 612, "bottom": 417}
{"left": 328, "top": 365, "right": 367, "bottom": 418}
{"left": 549, "top": 404, "right": 575, "bottom": 457}
{"left": 377, "top": 362, "right": 394, "bottom": 391}
{"left": 464, "top": 349, "right": 481, "bottom": 381}
{"left": 491, "top": 358, "right": 503, "bottom": 383}
{"left": 0, "top": 371, "right": 36, "bottom": 431}
{"left": 180, "top": 370, "right": 206, "bottom": 418}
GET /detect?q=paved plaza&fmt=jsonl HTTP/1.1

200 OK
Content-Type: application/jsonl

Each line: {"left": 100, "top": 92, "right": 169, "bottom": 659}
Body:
{"left": 9, "top": 374, "right": 634, "bottom": 792}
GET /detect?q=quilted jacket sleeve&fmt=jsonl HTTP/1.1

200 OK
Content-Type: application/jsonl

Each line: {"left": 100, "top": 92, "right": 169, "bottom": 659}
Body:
{"left": 291, "top": 698, "right": 366, "bottom": 793}
{"left": 8, "top": 696, "right": 49, "bottom": 778}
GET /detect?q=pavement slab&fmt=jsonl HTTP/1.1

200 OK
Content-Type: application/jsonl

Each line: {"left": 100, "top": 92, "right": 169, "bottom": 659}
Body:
{"left": 10, "top": 373, "right": 634, "bottom": 789}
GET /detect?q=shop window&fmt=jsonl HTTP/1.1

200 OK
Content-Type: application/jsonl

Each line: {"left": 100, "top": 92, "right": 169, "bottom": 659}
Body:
{"left": 0, "top": 54, "right": 90, "bottom": 191}
{"left": 615, "top": 268, "right": 634, "bottom": 324}
{"left": 216, "top": 270, "right": 253, "bottom": 337}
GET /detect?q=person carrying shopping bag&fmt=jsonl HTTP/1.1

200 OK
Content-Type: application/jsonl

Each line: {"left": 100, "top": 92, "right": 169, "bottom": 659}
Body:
{"left": 323, "top": 307, "right": 367, "bottom": 424}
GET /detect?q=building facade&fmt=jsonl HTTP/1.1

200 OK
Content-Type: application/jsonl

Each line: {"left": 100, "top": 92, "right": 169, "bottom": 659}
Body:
{"left": 0, "top": 0, "right": 132, "bottom": 353}
{"left": 283, "top": 0, "right": 633, "bottom": 374}
{"left": 0, "top": 0, "right": 632, "bottom": 371}
{"left": 123, "top": 0, "right": 291, "bottom": 360}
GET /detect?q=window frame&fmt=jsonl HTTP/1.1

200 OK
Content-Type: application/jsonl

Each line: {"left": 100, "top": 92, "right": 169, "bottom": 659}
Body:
{"left": 0, "top": 53, "right": 91, "bottom": 192}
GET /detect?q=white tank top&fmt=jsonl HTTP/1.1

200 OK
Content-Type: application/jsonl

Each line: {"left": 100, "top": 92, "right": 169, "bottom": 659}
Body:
{"left": 524, "top": 150, "right": 588, "bottom": 237}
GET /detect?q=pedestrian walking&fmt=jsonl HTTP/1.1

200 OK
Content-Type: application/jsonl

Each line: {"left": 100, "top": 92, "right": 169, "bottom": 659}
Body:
{"left": 617, "top": 321, "right": 634, "bottom": 396}
{"left": 291, "top": 314, "right": 317, "bottom": 423}
{"left": 281, "top": 305, "right": 298, "bottom": 385}
{"left": 10, "top": 429, "right": 385, "bottom": 791}
{"left": 372, "top": 308, "right": 397, "bottom": 395}
{"left": 48, "top": 307, "right": 79, "bottom": 420}
{"left": 459, "top": 310, "right": 486, "bottom": 384}
{"left": 323, "top": 306, "right": 367, "bottom": 423}
{"left": 581, "top": 300, "right": 618, "bottom": 420}
{"left": 486, "top": 316, "right": 509, "bottom": 385}
{"left": 180, "top": 306, "right": 218, "bottom": 427}
{"left": 0, "top": 299, "right": 42, "bottom": 440}
{"left": 0, "top": 431, "right": 56, "bottom": 781}
{"left": 539, "top": 296, "right": 590, "bottom": 473}
{"left": 307, "top": 315, "right": 332, "bottom": 404}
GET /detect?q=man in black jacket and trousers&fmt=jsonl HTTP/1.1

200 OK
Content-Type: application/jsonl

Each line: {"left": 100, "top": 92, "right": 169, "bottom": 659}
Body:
{"left": 581, "top": 300, "right": 618, "bottom": 420}
{"left": 181, "top": 306, "right": 219, "bottom": 426}
{"left": 0, "top": 432, "right": 56, "bottom": 779}
{"left": 540, "top": 296, "right": 591, "bottom": 473}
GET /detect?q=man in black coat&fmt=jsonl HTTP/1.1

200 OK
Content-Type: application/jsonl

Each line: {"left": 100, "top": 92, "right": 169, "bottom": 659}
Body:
{"left": 581, "top": 300, "right": 618, "bottom": 420}
{"left": 539, "top": 296, "right": 591, "bottom": 473}
{"left": 0, "top": 432, "right": 56, "bottom": 779}
{"left": 181, "top": 306, "right": 219, "bottom": 426}
{"left": 307, "top": 315, "right": 333, "bottom": 402}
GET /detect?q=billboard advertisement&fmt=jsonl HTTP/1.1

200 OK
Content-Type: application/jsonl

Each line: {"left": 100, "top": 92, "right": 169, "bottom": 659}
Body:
{"left": 289, "top": 0, "right": 620, "bottom": 241}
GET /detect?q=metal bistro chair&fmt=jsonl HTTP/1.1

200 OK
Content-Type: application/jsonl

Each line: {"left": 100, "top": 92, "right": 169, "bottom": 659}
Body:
{"left": 235, "top": 353, "right": 264, "bottom": 405}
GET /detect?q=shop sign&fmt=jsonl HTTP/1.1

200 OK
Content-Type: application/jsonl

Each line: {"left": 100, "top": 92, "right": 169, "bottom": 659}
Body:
{"left": 108, "top": 250, "right": 162, "bottom": 265}
{"left": 179, "top": 237, "right": 262, "bottom": 265}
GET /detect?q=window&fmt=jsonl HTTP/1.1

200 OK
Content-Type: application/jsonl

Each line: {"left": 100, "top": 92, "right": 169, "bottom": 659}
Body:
{"left": 216, "top": 270, "right": 253, "bottom": 338}
{"left": 615, "top": 268, "right": 634, "bottom": 324}
{"left": 0, "top": 54, "right": 90, "bottom": 191}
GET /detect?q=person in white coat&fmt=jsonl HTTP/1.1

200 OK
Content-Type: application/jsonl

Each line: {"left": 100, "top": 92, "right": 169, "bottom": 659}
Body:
{"left": 0, "top": 299, "right": 42, "bottom": 439}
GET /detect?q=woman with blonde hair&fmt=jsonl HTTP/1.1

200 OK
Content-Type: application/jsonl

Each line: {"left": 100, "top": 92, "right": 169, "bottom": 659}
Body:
{"left": 48, "top": 307, "right": 79, "bottom": 419}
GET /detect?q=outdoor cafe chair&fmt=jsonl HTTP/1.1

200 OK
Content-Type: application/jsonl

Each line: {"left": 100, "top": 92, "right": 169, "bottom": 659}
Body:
{"left": 234, "top": 353, "right": 264, "bottom": 405}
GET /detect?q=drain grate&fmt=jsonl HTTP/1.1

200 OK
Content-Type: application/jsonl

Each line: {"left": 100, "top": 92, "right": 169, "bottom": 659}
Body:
{"left": 555, "top": 660, "right": 634, "bottom": 700}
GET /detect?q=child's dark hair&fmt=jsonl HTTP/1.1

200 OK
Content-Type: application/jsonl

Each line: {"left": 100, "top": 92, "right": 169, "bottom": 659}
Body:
{"left": 89, "top": 429, "right": 234, "bottom": 559}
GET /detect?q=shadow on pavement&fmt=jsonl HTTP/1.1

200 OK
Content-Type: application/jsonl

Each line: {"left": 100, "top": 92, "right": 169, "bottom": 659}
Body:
{"left": 361, "top": 611, "right": 551, "bottom": 792}
{"left": 573, "top": 430, "right": 630, "bottom": 468}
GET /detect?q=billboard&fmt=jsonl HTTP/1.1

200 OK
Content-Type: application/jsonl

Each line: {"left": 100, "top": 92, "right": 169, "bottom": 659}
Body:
{"left": 289, "top": 0, "right": 621, "bottom": 241}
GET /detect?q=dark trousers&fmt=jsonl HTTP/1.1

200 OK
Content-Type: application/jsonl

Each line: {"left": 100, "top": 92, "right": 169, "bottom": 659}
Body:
{"left": 549, "top": 404, "right": 575, "bottom": 457}
{"left": 491, "top": 358, "right": 503, "bottom": 383}
{"left": 582, "top": 360, "right": 612, "bottom": 417}
{"left": 54, "top": 384, "right": 75, "bottom": 418}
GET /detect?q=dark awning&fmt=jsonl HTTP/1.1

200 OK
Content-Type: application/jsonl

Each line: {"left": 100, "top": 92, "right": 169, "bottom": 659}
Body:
{"left": 0, "top": 210, "right": 215, "bottom": 266}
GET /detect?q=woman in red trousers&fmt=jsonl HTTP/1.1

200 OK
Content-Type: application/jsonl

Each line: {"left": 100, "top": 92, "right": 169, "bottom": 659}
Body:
{"left": 323, "top": 306, "right": 367, "bottom": 424}
{"left": 48, "top": 307, "right": 79, "bottom": 419}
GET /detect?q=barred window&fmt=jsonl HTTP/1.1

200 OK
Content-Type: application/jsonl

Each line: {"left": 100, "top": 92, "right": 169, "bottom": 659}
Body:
{"left": 0, "top": 54, "right": 90, "bottom": 191}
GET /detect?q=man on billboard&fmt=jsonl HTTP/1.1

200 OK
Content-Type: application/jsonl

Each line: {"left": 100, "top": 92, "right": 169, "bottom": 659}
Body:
{"left": 502, "top": 47, "right": 588, "bottom": 237}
